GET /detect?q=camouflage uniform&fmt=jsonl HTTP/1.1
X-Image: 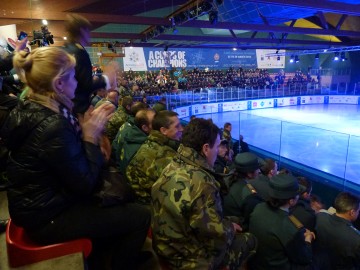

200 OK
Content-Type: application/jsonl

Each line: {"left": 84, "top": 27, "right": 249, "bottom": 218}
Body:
{"left": 105, "top": 106, "right": 129, "bottom": 143}
{"left": 151, "top": 144, "right": 257, "bottom": 269}
{"left": 126, "top": 130, "right": 179, "bottom": 204}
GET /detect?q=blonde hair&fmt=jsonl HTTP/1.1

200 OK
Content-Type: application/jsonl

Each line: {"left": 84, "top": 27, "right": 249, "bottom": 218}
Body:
{"left": 13, "top": 46, "right": 76, "bottom": 111}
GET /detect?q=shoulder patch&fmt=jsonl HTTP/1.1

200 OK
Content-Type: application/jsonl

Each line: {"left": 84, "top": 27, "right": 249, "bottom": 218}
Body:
{"left": 246, "top": 183, "right": 257, "bottom": 194}
{"left": 288, "top": 214, "right": 304, "bottom": 229}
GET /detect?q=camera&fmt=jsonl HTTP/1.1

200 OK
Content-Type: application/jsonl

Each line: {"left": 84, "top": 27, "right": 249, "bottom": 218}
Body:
{"left": 29, "top": 25, "right": 54, "bottom": 47}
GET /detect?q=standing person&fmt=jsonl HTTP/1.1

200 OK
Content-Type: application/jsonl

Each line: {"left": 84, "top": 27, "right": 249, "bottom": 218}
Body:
{"left": 64, "top": 13, "right": 117, "bottom": 114}
{"left": 152, "top": 118, "right": 257, "bottom": 270}
{"left": 1, "top": 47, "right": 150, "bottom": 270}
{"left": 249, "top": 174, "right": 314, "bottom": 270}
{"left": 314, "top": 192, "right": 360, "bottom": 270}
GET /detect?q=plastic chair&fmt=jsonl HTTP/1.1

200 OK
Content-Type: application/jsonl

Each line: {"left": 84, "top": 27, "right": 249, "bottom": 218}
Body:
{"left": 6, "top": 219, "right": 92, "bottom": 267}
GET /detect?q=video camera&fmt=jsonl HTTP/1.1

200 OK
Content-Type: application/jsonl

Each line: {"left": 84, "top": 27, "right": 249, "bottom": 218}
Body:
{"left": 29, "top": 25, "right": 54, "bottom": 47}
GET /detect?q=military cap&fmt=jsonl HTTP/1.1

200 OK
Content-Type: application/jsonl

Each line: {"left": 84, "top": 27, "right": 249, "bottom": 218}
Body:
{"left": 231, "top": 152, "right": 263, "bottom": 173}
{"left": 269, "top": 174, "right": 306, "bottom": 199}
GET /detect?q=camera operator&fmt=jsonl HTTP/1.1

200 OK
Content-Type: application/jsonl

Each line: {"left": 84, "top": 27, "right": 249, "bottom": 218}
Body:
{"left": 0, "top": 37, "right": 28, "bottom": 110}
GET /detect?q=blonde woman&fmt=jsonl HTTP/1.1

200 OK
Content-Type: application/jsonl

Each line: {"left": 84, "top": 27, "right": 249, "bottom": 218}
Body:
{"left": 1, "top": 47, "right": 150, "bottom": 269}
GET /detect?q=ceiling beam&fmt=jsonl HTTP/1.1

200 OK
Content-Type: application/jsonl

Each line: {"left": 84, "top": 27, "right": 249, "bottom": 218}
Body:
{"left": 0, "top": 10, "right": 169, "bottom": 26}
{"left": 91, "top": 32, "right": 353, "bottom": 47}
{"left": 4, "top": 10, "right": 360, "bottom": 38}
{"left": 241, "top": 0, "right": 360, "bottom": 16}
{"left": 128, "top": 42, "right": 334, "bottom": 50}
{"left": 183, "top": 20, "right": 360, "bottom": 37}
{"left": 336, "top": 14, "right": 348, "bottom": 30}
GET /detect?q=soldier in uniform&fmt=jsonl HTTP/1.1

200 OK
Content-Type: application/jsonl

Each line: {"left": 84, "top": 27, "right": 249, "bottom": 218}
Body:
{"left": 126, "top": 110, "right": 183, "bottom": 205}
{"left": 106, "top": 95, "right": 133, "bottom": 143}
{"left": 290, "top": 177, "right": 316, "bottom": 231}
{"left": 223, "top": 152, "right": 264, "bottom": 230}
{"left": 314, "top": 191, "right": 360, "bottom": 270}
{"left": 114, "top": 108, "right": 155, "bottom": 174}
{"left": 251, "top": 158, "right": 278, "bottom": 201}
{"left": 151, "top": 118, "right": 257, "bottom": 270}
{"left": 249, "top": 174, "right": 314, "bottom": 270}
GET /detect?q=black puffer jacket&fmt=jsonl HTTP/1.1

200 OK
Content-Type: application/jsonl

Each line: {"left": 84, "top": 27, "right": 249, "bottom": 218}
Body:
{"left": 2, "top": 100, "right": 104, "bottom": 229}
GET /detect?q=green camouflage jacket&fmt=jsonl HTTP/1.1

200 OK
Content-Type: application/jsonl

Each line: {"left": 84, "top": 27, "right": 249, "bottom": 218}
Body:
{"left": 151, "top": 144, "right": 235, "bottom": 269}
{"left": 125, "top": 130, "right": 179, "bottom": 204}
{"left": 105, "top": 106, "right": 129, "bottom": 143}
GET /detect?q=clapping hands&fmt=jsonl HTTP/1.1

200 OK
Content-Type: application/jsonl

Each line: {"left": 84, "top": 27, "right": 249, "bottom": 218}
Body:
{"left": 79, "top": 103, "right": 115, "bottom": 144}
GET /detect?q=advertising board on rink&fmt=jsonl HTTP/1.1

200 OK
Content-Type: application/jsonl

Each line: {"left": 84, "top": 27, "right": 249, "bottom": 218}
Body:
{"left": 174, "top": 106, "right": 190, "bottom": 118}
{"left": 251, "top": 99, "right": 274, "bottom": 109}
{"left": 275, "top": 97, "right": 298, "bottom": 107}
{"left": 192, "top": 103, "right": 219, "bottom": 115}
{"left": 222, "top": 101, "right": 248, "bottom": 112}
{"left": 301, "top": 96, "right": 325, "bottom": 104}
{"left": 328, "top": 95, "right": 359, "bottom": 104}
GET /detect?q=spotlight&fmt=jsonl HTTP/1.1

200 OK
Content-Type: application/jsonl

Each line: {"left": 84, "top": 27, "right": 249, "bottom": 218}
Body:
{"left": 289, "top": 55, "right": 294, "bottom": 63}
{"left": 315, "top": 53, "right": 319, "bottom": 59}
{"left": 341, "top": 52, "right": 347, "bottom": 61}
{"left": 232, "top": 47, "right": 237, "bottom": 51}
{"left": 333, "top": 52, "right": 339, "bottom": 61}
{"left": 295, "top": 55, "right": 299, "bottom": 63}
{"left": 209, "top": 10, "right": 218, "bottom": 25}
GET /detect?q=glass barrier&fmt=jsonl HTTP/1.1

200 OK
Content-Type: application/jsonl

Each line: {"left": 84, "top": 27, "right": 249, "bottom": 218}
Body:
{"left": 180, "top": 108, "right": 359, "bottom": 192}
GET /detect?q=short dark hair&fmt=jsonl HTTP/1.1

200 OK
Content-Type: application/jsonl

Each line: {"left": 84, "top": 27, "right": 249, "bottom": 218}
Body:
{"left": 121, "top": 96, "right": 133, "bottom": 109}
{"left": 134, "top": 109, "right": 152, "bottom": 130}
{"left": 182, "top": 118, "right": 220, "bottom": 153}
{"left": 130, "top": 101, "right": 148, "bottom": 116}
{"left": 334, "top": 192, "right": 360, "bottom": 214}
{"left": 224, "top": 122, "right": 232, "bottom": 129}
{"left": 152, "top": 110, "right": 178, "bottom": 131}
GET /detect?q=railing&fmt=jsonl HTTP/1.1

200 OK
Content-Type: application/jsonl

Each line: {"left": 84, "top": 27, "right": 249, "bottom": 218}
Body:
{"left": 139, "top": 82, "right": 349, "bottom": 109}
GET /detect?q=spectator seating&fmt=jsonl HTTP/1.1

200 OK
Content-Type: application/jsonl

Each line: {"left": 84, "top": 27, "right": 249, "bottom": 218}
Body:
{"left": 6, "top": 219, "right": 92, "bottom": 267}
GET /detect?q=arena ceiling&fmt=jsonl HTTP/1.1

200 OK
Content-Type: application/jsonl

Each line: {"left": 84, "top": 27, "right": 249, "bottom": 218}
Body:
{"left": 1, "top": 0, "right": 360, "bottom": 53}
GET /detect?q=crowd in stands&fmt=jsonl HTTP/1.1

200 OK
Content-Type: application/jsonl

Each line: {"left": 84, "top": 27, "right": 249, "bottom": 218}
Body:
{"left": 112, "top": 66, "right": 320, "bottom": 99}
{"left": 0, "top": 13, "right": 358, "bottom": 270}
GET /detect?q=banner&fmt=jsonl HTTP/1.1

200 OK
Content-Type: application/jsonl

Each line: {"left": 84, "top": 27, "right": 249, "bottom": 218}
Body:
{"left": 123, "top": 47, "right": 147, "bottom": 71}
{"left": 256, "top": 49, "right": 286, "bottom": 69}
{"left": 141, "top": 48, "right": 259, "bottom": 71}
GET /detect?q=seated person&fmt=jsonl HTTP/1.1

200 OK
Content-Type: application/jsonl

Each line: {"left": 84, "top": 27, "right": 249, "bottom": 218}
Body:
{"left": 151, "top": 118, "right": 257, "bottom": 269}
{"left": 251, "top": 158, "right": 277, "bottom": 201}
{"left": 223, "top": 152, "right": 263, "bottom": 229}
{"left": 249, "top": 174, "right": 314, "bottom": 269}
{"left": 115, "top": 108, "right": 155, "bottom": 174}
{"left": 126, "top": 110, "right": 182, "bottom": 204}
{"left": 1, "top": 47, "right": 150, "bottom": 269}
{"left": 314, "top": 192, "right": 360, "bottom": 270}
{"left": 290, "top": 177, "right": 316, "bottom": 231}
{"left": 214, "top": 139, "right": 232, "bottom": 174}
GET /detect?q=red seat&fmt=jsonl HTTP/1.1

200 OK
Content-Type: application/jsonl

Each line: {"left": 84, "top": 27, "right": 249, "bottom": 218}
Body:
{"left": 6, "top": 219, "right": 92, "bottom": 267}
